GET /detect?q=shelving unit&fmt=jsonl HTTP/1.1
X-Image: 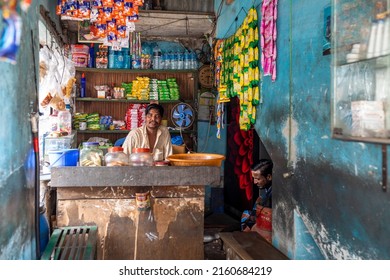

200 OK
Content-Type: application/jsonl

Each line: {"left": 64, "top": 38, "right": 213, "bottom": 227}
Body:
{"left": 331, "top": 0, "right": 390, "bottom": 144}
{"left": 74, "top": 67, "right": 198, "bottom": 150}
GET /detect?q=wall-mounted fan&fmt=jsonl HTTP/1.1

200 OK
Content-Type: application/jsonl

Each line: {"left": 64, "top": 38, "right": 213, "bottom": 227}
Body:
{"left": 170, "top": 103, "right": 195, "bottom": 129}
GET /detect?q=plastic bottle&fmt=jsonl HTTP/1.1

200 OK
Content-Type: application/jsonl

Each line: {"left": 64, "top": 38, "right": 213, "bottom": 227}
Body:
{"left": 177, "top": 51, "right": 184, "bottom": 70}
{"left": 108, "top": 47, "right": 115, "bottom": 68}
{"left": 367, "top": 21, "right": 378, "bottom": 59}
{"left": 152, "top": 45, "right": 161, "bottom": 69}
{"left": 58, "top": 107, "right": 72, "bottom": 135}
{"left": 382, "top": 17, "right": 390, "bottom": 55}
{"left": 165, "top": 52, "right": 172, "bottom": 70}
{"left": 374, "top": 19, "right": 385, "bottom": 57}
{"left": 171, "top": 51, "right": 178, "bottom": 70}
{"left": 184, "top": 50, "right": 190, "bottom": 69}
{"left": 88, "top": 43, "right": 95, "bottom": 68}
{"left": 190, "top": 51, "right": 198, "bottom": 69}
{"left": 123, "top": 48, "right": 131, "bottom": 69}
{"left": 161, "top": 53, "right": 167, "bottom": 69}
{"left": 80, "top": 73, "right": 86, "bottom": 97}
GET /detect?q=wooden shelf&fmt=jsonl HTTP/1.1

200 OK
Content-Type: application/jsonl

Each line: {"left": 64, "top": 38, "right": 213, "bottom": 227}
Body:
{"left": 74, "top": 67, "right": 198, "bottom": 149}
{"left": 76, "top": 97, "right": 182, "bottom": 103}
{"left": 76, "top": 129, "right": 195, "bottom": 134}
{"left": 76, "top": 67, "right": 198, "bottom": 74}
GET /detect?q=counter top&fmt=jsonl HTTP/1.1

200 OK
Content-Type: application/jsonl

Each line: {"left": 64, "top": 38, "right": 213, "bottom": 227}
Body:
{"left": 50, "top": 166, "right": 221, "bottom": 187}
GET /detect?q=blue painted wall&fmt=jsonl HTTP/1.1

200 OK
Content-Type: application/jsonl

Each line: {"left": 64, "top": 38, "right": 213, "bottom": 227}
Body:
{"left": 0, "top": 0, "right": 59, "bottom": 259}
{"left": 216, "top": 0, "right": 390, "bottom": 259}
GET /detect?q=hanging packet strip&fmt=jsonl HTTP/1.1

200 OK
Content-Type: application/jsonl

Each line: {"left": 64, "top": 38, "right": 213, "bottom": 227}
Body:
{"left": 20, "top": 0, "right": 32, "bottom": 12}
{"left": 0, "top": 11, "right": 22, "bottom": 64}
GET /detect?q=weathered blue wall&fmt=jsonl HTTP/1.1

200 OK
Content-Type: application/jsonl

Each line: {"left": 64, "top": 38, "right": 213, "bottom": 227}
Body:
{"left": 0, "top": 0, "right": 59, "bottom": 259}
{"left": 216, "top": 0, "right": 390, "bottom": 259}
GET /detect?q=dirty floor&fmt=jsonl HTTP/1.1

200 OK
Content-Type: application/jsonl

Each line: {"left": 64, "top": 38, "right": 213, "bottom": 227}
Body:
{"left": 203, "top": 212, "right": 241, "bottom": 260}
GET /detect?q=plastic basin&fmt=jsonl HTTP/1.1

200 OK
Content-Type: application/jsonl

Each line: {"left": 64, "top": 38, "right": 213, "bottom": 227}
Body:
{"left": 167, "top": 153, "right": 225, "bottom": 167}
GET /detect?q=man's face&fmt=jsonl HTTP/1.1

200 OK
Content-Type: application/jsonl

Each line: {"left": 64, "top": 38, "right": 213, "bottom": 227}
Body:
{"left": 251, "top": 170, "right": 270, "bottom": 189}
{"left": 146, "top": 108, "right": 162, "bottom": 130}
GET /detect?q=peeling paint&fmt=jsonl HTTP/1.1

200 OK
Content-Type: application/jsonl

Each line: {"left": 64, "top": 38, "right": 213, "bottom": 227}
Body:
{"left": 296, "top": 207, "right": 374, "bottom": 260}
{"left": 282, "top": 116, "right": 299, "bottom": 169}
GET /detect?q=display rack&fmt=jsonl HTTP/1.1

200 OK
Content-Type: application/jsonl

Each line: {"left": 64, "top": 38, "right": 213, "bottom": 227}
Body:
{"left": 74, "top": 67, "right": 198, "bottom": 150}
{"left": 331, "top": 0, "right": 390, "bottom": 144}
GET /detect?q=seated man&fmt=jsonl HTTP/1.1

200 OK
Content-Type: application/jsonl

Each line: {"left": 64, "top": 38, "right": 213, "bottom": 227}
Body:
{"left": 122, "top": 103, "right": 172, "bottom": 161}
{"left": 241, "top": 159, "right": 273, "bottom": 243}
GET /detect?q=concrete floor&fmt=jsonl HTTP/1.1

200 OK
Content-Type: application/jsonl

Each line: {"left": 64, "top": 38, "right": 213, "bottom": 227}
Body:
{"left": 203, "top": 212, "right": 241, "bottom": 260}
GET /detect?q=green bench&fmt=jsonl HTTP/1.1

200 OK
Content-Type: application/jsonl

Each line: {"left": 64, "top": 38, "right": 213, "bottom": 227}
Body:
{"left": 41, "top": 226, "right": 98, "bottom": 260}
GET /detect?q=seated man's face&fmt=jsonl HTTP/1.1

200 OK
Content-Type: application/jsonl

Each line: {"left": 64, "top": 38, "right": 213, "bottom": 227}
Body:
{"left": 146, "top": 108, "right": 162, "bottom": 129}
{"left": 251, "top": 170, "right": 270, "bottom": 189}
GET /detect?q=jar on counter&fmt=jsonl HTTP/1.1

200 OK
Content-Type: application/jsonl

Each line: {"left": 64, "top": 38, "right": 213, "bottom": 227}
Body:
{"left": 105, "top": 146, "right": 129, "bottom": 166}
{"left": 80, "top": 142, "right": 104, "bottom": 166}
{"left": 129, "top": 148, "right": 154, "bottom": 166}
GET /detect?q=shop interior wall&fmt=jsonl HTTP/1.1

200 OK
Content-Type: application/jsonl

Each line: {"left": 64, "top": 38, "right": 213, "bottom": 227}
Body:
{"left": 0, "top": 0, "right": 60, "bottom": 260}
{"left": 215, "top": 0, "right": 390, "bottom": 259}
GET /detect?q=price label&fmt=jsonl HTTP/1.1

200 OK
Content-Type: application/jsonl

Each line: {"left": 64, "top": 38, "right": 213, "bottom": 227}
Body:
{"left": 112, "top": 44, "right": 122, "bottom": 51}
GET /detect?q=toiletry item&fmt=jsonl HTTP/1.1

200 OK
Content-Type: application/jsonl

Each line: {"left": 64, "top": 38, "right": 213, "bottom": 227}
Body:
{"left": 367, "top": 21, "right": 378, "bottom": 59}
{"left": 80, "top": 73, "right": 86, "bottom": 98}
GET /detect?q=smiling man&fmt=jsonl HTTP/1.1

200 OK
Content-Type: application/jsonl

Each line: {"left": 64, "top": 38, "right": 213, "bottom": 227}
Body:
{"left": 122, "top": 103, "right": 173, "bottom": 161}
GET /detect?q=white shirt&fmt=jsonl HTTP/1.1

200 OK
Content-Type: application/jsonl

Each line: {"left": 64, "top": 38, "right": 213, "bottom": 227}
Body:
{"left": 122, "top": 124, "right": 173, "bottom": 161}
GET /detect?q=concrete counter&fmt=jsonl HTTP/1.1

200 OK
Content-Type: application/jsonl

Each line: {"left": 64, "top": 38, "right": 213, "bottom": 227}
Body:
{"left": 50, "top": 166, "right": 221, "bottom": 260}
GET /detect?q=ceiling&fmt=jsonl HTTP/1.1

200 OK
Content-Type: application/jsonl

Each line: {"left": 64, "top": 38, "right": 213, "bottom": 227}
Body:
{"left": 62, "top": 10, "right": 216, "bottom": 41}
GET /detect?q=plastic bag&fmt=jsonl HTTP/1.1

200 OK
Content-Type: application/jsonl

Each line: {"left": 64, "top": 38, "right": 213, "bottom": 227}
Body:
{"left": 0, "top": 11, "right": 22, "bottom": 64}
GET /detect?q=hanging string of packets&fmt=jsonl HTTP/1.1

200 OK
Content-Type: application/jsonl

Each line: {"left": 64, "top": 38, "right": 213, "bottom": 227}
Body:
{"left": 0, "top": 0, "right": 31, "bottom": 64}
{"left": 220, "top": 7, "right": 260, "bottom": 131}
{"left": 214, "top": 39, "right": 228, "bottom": 139}
{"left": 56, "top": 0, "right": 144, "bottom": 44}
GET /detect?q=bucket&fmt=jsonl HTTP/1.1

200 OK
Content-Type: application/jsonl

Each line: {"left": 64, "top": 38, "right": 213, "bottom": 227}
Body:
{"left": 48, "top": 149, "right": 79, "bottom": 167}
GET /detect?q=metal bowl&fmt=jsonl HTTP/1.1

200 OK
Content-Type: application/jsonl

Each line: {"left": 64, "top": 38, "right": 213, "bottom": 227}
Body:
{"left": 167, "top": 153, "right": 225, "bottom": 167}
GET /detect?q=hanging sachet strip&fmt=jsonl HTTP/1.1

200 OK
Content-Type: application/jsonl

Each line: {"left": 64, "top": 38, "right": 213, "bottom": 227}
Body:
{"left": 260, "top": 0, "right": 278, "bottom": 81}
{"left": 219, "top": 7, "right": 260, "bottom": 131}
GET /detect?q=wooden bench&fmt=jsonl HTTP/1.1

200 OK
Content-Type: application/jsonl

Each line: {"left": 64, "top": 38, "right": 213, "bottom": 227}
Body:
{"left": 41, "top": 226, "right": 98, "bottom": 260}
{"left": 219, "top": 231, "right": 288, "bottom": 260}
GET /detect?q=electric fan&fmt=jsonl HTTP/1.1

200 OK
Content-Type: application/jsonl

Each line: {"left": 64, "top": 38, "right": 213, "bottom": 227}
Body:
{"left": 170, "top": 103, "right": 195, "bottom": 129}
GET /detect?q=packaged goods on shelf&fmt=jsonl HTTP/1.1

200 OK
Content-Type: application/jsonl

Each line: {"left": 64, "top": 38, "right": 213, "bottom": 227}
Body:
{"left": 125, "top": 104, "right": 147, "bottom": 130}
{"left": 351, "top": 101, "right": 385, "bottom": 138}
{"left": 86, "top": 112, "right": 100, "bottom": 130}
{"left": 71, "top": 44, "right": 89, "bottom": 67}
{"left": 94, "top": 85, "right": 110, "bottom": 99}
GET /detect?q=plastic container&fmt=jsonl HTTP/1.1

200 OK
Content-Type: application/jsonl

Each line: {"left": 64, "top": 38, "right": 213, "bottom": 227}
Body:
{"left": 129, "top": 148, "right": 154, "bottom": 166}
{"left": 58, "top": 110, "right": 72, "bottom": 135}
{"left": 48, "top": 149, "right": 79, "bottom": 167}
{"left": 71, "top": 44, "right": 89, "bottom": 67}
{"left": 167, "top": 153, "right": 225, "bottom": 167}
{"left": 80, "top": 142, "right": 104, "bottom": 166}
{"left": 105, "top": 146, "right": 129, "bottom": 166}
